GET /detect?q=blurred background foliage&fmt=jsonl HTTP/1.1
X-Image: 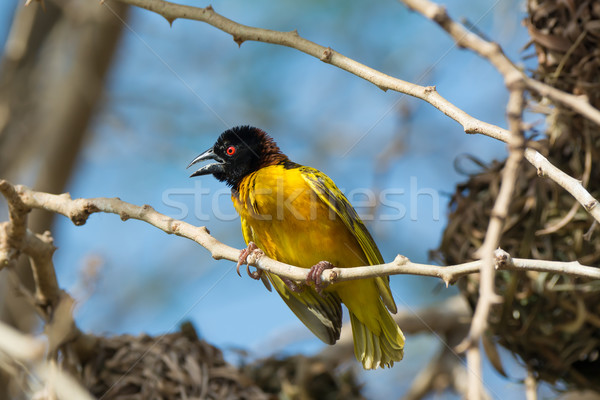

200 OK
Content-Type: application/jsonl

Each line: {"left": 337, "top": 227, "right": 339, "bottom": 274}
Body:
{"left": 0, "top": 0, "right": 557, "bottom": 398}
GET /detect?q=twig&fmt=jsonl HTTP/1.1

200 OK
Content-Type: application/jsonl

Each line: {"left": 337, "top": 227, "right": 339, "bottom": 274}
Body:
{"left": 525, "top": 369, "right": 537, "bottom": 400}
{"left": 399, "top": 0, "right": 600, "bottom": 126}
{"left": 397, "top": 0, "right": 600, "bottom": 228}
{"left": 535, "top": 125, "right": 592, "bottom": 236}
{"left": 0, "top": 320, "right": 95, "bottom": 400}
{"left": 0, "top": 179, "right": 60, "bottom": 308}
{"left": 456, "top": 81, "right": 526, "bottom": 398}
{"left": 0, "top": 320, "right": 45, "bottom": 362}
{"left": 3, "top": 181, "right": 600, "bottom": 284}
{"left": 22, "top": 230, "right": 59, "bottom": 307}
{"left": 0, "top": 184, "right": 94, "bottom": 350}
{"left": 36, "top": 362, "right": 96, "bottom": 400}
{"left": 107, "top": 0, "right": 600, "bottom": 226}
{"left": 0, "top": 180, "right": 30, "bottom": 257}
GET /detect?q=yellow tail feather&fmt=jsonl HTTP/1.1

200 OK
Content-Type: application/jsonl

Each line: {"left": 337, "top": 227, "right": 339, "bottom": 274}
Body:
{"left": 349, "top": 301, "right": 405, "bottom": 370}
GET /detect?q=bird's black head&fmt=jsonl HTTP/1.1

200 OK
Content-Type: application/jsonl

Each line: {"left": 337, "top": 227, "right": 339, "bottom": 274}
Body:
{"left": 187, "top": 126, "right": 288, "bottom": 188}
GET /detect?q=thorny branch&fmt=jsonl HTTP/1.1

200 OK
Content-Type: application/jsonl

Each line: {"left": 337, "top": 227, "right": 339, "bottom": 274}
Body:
{"left": 3, "top": 1, "right": 598, "bottom": 398}
{"left": 0, "top": 319, "right": 95, "bottom": 400}
{"left": 399, "top": 0, "right": 600, "bottom": 126}
{"left": 97, "top": 2, "right": 600, "bottom": 397}
{"left": 458, "top": 85, "right": 526, "bottom": 398}
{"left": 2, "top": 181, "right": 600, "bottom": 286}
{"left": 105, "top": 0, "right": 600, "bottom": 226}
{"left": 0, "top": 180, "right": 96, "bottom": 398}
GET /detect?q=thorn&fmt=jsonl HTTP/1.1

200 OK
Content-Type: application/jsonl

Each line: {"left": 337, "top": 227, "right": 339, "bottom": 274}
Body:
{"left": 290, "top": 29, "right": 299, "bottom": 36}
{"left": 394, "top": 254, "right": 409, "bottom": 265}
{"left": 424, "top": 85, "right": 437, "bottom": 93}
{"left": 164, "top": 16, "right": 176, "bottom": 27}
{"left": 233, "top": 36, "right": 245, "bottom": 47}
{"left": 585, "top": 200, "right": 598, "bottom": 212}
{"left": 377, "top": 85, "right": 388, "bottom": 92}
{"left": 493, "top": 248, "right": 511, "bottom": 268}
{"left": 205, "top": 5, "right": 214, "bottom": 11}
{"left": 320, "top": 47, "right": 334, "bottom": 63}
{"left": 464, "top": 125, "right": 477, "bottom": 134}
{"left": 536, "top": 167, "right": 545, "bottom": 177}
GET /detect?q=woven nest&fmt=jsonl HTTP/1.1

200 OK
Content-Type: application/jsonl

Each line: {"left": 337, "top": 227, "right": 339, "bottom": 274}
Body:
{"left": 241, "top": 355, "right": 364, "bottom": 400}
{"left": 70, "top": 322, "right": 363, "bottom": 400}
{"left": 526, "top": 0, "right": 600, "bottom": 108}
{"left": 76, "top": 324, "right": 270, "bottom": 400}
{"left": 434, "top": 0, "right": 600, "bottom": 390}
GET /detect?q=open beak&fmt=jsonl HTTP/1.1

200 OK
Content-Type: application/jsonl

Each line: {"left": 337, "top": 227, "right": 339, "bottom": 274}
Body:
{"left": 187, "top": 147, "right": 225, "bottom": 177}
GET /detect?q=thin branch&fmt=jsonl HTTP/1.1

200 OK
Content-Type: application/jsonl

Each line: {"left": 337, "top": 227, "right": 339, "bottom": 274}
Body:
{"left": 397, "top": 0, "right": 600, "bottom": 228}
{"left": 458, "top": 80, "right": 526, "bottom": 399}
{"left": 106, "top": 0, "right": 600, "bottom": 226}
{"left": 36, "top": 362, "right": 96, "bottom": 400}
{"left": 0, "top": 178, "right": 60, "bottom": 308}
{"left": 0, "top": 182, "right": 96, "bottom": 366}
{"left": 22, "top": 230, "right": 59, "bottom": 307}
{"left": 0, "top": 320, "right": 95, "bottom": 400}
{"left": 0, "top": 180, "right": 30, "bottom": 255}
{"left": 0, "top": 320, "right": 45, "bottom": 362}
{"left": 399, "top": 0, "right": 600, "bottom": 126}
{"left": 2, "top": 181, "right": 600, "bottom": 284}
{"left": 525, "top": 369, "right": 537, "bottom": 400}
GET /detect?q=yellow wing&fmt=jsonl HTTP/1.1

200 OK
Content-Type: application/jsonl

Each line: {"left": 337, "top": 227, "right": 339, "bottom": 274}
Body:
{"left": 240, "top": 216, "right": 343, "bottom": 345}
{"left": 300, "top": 166, "right": 397, "bottom": 314}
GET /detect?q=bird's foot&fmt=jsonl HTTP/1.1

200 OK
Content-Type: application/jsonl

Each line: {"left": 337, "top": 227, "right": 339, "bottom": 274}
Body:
{"left": 237, "top": 242, "right": 264, "bottom": 280}
{"left": 282, "top": 277, "right": 304, "bottom": 293}
{"left": 306, "top": 261, "right": 335, "bottom": 294}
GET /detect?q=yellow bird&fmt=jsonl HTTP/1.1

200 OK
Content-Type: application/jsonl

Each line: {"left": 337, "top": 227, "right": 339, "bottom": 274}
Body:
{"left": 188, "top": 126, "right": 404, "bottom": 369}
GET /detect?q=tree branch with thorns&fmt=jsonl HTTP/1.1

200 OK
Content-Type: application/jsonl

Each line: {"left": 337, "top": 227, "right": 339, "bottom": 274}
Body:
{"left": 103, "top": 0, "right": 600, "bottom": 228}
{"left": 2, "top": 180, "right": 599, "bottom": 286}
{"left": 5, "top": 0, "right": 600, "bottom": 398}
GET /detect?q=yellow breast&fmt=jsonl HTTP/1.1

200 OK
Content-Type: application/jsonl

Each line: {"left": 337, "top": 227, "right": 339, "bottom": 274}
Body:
{"left": 232, "top": 164, "right": 367, "bottom": 269}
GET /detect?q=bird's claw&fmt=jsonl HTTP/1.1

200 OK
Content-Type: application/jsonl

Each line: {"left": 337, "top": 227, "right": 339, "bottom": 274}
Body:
{"left": 247, "top": 265, "right": 263, "bottom": 280}
{"left": 282, "top": 277, "right": 304, "bottom": 293}
{"left": 306, "top": 261, "right": 335, "bottom": 294}
{"left": 237, "top": 242, "right": 264, "bottom": 280}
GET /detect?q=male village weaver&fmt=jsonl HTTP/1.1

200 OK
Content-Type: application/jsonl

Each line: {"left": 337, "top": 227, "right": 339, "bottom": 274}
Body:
{"left": 188, "top": 126, "right": 404, "bottom": 369}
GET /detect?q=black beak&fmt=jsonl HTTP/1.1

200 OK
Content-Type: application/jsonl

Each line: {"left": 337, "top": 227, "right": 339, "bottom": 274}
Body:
{"left": 187, "top": 147, "right": 225, "bottom": 177}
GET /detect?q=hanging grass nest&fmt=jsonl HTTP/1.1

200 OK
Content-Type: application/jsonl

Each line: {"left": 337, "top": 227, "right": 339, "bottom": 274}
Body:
{"left": 70, "top": 322, "right": 363, "bottom": 400}
{"left": 75, "top": 324, "right": 270, "bottom": 400}
{"left": 526, "top": 0, "right": 600, "bottom": 108}
{"left": 241, "top": 355, "right": 364, "bottom": 400}
{"left": 433, "top": 0, "right": 600, "bottom": 391}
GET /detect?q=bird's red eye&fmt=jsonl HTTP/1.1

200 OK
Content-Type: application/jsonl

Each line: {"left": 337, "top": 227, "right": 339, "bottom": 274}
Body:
{"left": 226, "top": 146, "right": 236, "bottom": 156}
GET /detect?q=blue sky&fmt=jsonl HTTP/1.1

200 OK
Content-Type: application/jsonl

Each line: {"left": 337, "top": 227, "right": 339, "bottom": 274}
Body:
{"left": 0, "top": 0, "right": 555, "bottom": 398}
